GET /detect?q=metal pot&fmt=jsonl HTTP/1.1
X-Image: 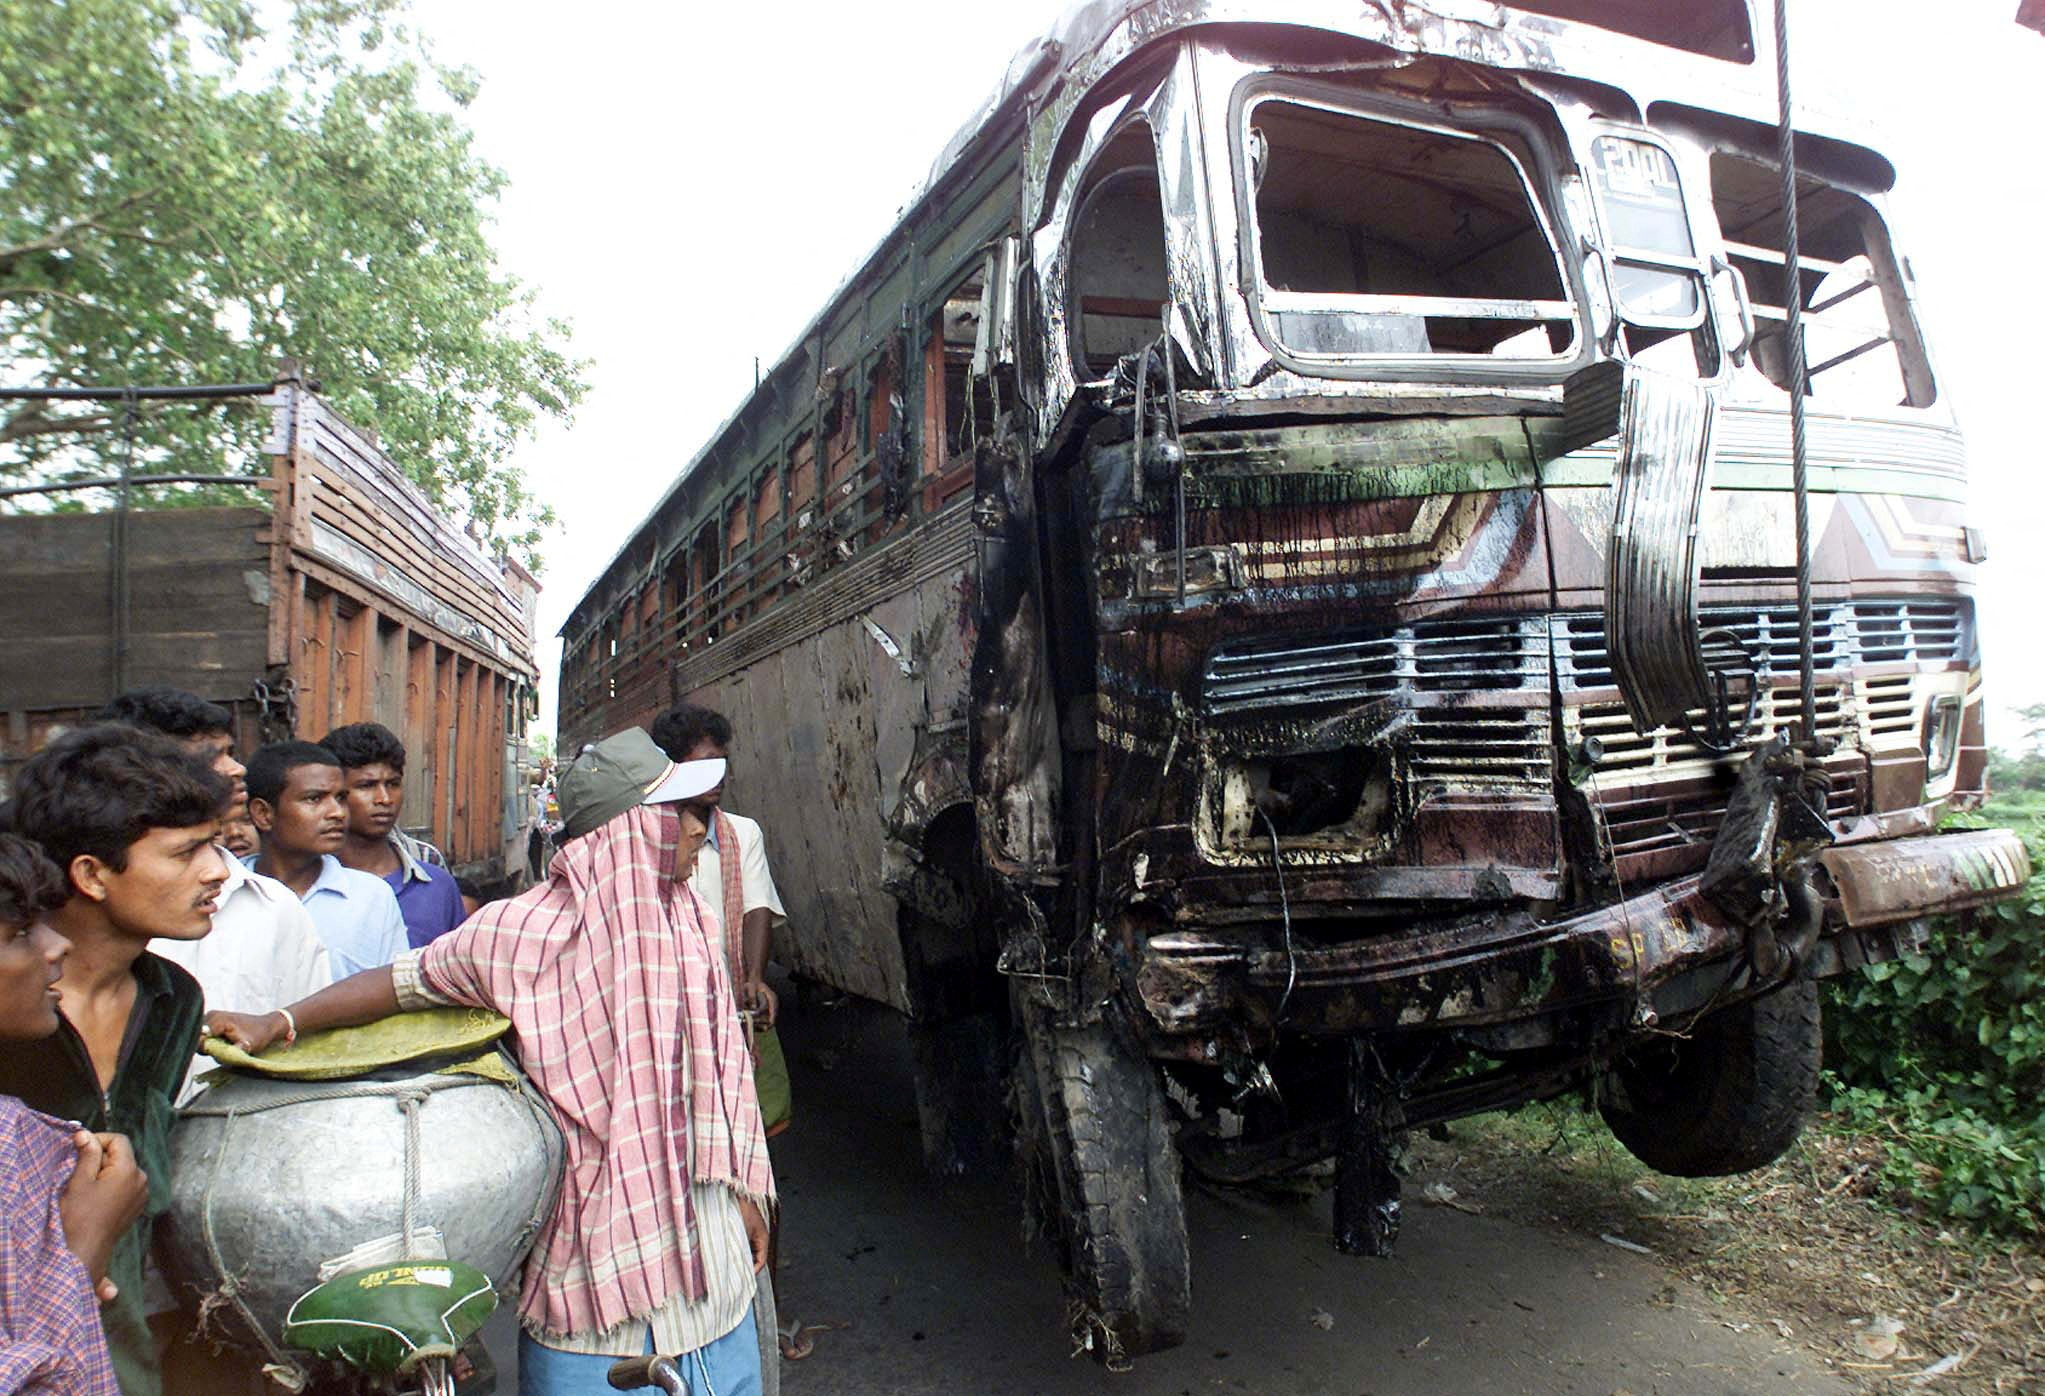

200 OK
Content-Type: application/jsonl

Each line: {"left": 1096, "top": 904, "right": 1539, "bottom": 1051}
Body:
{"left": 162, "top": 1053, "right": 565, "bottom": 1356}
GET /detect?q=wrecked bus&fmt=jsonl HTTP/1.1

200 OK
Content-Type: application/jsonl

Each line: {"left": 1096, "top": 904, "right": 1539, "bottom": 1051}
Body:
{"left": 559, "top": 0, "right": 2030, "bottom": 1362}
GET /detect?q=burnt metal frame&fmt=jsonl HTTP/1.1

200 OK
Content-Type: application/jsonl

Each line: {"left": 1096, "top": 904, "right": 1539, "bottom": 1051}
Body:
{"left": 1225, "top": 73, "right": 1588, "bottom": 386}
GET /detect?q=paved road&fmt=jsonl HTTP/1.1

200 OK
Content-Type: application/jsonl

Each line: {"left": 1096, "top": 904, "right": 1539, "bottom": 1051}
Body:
{"left": 768, "top": 998, "right": 1846, "bottom": 1396}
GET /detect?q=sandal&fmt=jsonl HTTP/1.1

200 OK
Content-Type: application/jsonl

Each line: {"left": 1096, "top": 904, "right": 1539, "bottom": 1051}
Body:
{"left": 777, "top": 1317, "right": 815, "bottom": 1361}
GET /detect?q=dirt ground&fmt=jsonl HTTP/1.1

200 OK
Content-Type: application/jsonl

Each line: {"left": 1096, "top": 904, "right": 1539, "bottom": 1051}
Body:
{"left": 1404, "top": 1107, "right": 2045, "bottom": 1394}
{"left": 765, "top": 998, "right": 1864, "bottom": 1396}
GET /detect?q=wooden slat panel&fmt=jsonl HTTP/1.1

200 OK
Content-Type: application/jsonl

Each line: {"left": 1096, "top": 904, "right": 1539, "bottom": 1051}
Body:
{"left": 373, "top": 619, "right": 406, "bottom": 731}
{"left": 286, "top": 552, "right": 512, "bottom": 681}
{"left": 462, "top": 665, "right": 486, "bottom": 864}
{"left": 301, "top": 460, "right": 528, "bottom": 659}
{"left": 330, "top": 599, "right": 372, "bottom": 734}
{"left": 438, "top": 651, "right": 459, "bottom": 848}
{"left": 486, "top": 672, "right": 505, "bottom": 862}
{"left": 0, "top": 509, "right": 273, "bottom": 711}
{"left": 297, "top": 583, "right": 333, "bottom": 735}
{"left": 298, "top": 397, "right": 531, "bottom": 621}
{"left": 403, "top": 634, "right": 437, "bottom": 837}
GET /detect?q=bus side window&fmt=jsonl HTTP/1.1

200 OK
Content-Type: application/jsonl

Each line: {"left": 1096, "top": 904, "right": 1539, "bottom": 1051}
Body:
{"left": 692, "top": 519, "right": 719, "bottom": 645}
{"left": 792, "top": 427, "right": 821, "bottom": 527}
{"left": 725, "top": 494, "right": 749, "bottom": 622}
{"left": 662, "top": 553, "right": 687, "bottom": 651}
{"left": 925, "top": 265, "right": 993, "bottom": 512}
{"left": 863, "top": 342, "right": 909, "bottom": 545}
{"left": 1067, "top": 122, "right": 1168, "bottom": 380}
{"left": 1711, "top": 153, "right": 1935, "bottom": 409}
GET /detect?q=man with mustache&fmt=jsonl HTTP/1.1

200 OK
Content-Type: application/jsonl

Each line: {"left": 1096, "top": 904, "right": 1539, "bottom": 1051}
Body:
{"left": 243, "top": 742, "right": 405, "bottom": 983}
{"left": 0, "top": 726, "right": 231, "bottom": 1396}
{"left": 94, "top": 689, "right": 331, "bottom": 1094}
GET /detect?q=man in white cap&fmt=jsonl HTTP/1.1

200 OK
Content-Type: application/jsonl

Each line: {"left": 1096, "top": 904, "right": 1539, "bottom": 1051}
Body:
{"left": 207, "top": 728, "right": 776, "bottom": 1396}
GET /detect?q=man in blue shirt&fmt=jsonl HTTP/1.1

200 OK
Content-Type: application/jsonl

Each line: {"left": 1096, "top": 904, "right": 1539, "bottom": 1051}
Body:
{"left": 318, "top": 723, "right": 466, "bottom": 948}
{"left": 243, "top": 741, "right": 406, "bottom": 981}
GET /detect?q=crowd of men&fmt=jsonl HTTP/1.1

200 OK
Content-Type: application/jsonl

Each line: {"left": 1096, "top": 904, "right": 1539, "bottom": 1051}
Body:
{"left": 0, "top": 690, "right": 792, "bottom": 1396}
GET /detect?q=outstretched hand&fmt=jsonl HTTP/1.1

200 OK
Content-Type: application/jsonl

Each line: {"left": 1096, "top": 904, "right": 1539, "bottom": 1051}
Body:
{"left": 205, "top": 1009, "right": 290, "bottom": 1055}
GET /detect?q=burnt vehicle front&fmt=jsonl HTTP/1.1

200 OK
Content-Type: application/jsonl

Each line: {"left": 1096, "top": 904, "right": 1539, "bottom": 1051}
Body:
{"left": 986, "top": 8, "right": 2030, "bottom": 1362}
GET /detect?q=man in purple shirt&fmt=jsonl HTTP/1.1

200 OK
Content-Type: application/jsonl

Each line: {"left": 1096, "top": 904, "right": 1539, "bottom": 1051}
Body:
{"left": 318, "top": 724, "right": 466, "bottom": 948}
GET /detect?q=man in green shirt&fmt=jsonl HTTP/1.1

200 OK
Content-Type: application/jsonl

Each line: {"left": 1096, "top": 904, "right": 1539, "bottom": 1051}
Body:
{"left": 0, "top": 725, "right": 231, "bottom": 1396}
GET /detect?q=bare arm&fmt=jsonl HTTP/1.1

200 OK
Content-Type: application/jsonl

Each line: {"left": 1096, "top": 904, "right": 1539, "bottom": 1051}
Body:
{"left": 205, "top": 965, "right": 402, "bottom": 1054}
{"left": 741, "top": 907, "right": 777, "bottom": 1025}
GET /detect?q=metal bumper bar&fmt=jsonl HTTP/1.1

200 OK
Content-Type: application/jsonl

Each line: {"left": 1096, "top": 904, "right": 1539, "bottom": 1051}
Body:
{"left": 1135, "top": 828, "right": 2030, "bottom": 1036}
{"left": 1818, "top": 829, "right": 2031, "bottom": 928}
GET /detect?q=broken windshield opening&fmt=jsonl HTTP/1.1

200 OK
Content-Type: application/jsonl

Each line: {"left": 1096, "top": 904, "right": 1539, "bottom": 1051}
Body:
{"left": 1242, "top": 96, "right": 1576, "bottom": 365}
{"left": 1709, "top": 153, "right": 1935, "bottom": 408}
{"left": 1067, "top": 123, "right": 1169, "bottom": 381}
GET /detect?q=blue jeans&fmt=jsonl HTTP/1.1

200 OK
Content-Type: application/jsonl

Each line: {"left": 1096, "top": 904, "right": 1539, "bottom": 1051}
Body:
{"left": 518, "top": 1311, "right": 761, "bottom": 1396}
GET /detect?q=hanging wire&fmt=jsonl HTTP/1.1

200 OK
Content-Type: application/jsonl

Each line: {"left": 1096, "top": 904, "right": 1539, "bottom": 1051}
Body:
{"left": 1772, "top": 0, "right": 1819, "bottom": 747}
{"left": 1258, "top": 809, "right": 1298, "bottom": 1027}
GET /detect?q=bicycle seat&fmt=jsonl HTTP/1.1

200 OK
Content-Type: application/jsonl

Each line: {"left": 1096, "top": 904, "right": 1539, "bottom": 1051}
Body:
{"left": 282, "top": 1260, "right": 497, "bottom": 1376}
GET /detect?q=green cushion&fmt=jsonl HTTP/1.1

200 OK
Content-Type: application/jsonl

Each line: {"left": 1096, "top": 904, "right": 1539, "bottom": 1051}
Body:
{"left": 283, "top": 1260, "right": 496, "bottom": 1376}
{"left": 202, "top": 1007, "right": 510, "bottom": 1080}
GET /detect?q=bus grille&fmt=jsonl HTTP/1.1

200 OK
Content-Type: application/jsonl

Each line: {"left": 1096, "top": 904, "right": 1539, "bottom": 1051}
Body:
{"left": 1552, "top": 598, "right": 1968, "bottom": 691}
{"left": 1201, "top": 616, "right": 1546, "bottom": 714}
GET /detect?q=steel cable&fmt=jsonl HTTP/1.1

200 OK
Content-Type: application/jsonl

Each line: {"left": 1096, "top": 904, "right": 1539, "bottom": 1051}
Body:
{"left": 1773, "top": 0, "right": 1819, "bottom": 746}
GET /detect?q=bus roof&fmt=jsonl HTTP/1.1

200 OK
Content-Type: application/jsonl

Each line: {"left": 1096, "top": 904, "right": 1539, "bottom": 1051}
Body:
{"left": 564, "top": 0, "right": 1880, "bottom": 642}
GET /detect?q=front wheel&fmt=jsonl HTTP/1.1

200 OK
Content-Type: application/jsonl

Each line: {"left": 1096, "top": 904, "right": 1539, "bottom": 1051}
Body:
{"left": 1598, "top": 977, "right": 1822, "bottom": 1177}
{"left": 1013, "top": 999, "right": 1190, "bottom": 1365}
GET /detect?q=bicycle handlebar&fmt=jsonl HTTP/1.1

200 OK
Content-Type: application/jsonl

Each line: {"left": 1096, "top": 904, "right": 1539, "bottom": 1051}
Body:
{"left": 604, "top": 1355, "right": 683, "bottom": 1392}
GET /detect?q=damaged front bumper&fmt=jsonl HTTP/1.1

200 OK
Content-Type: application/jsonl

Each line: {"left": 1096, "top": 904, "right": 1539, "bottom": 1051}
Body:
{"left": 1133, "top": 828, "right": 2031, "bottom": 1039}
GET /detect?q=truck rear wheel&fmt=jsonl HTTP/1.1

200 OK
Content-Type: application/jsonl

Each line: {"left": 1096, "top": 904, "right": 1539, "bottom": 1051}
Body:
{"left": 1013, "top": 1000, "right": 1190, "bottom": 1364}
{"left": 1598, "top": 977, "right": 1822, "bottom": 1177}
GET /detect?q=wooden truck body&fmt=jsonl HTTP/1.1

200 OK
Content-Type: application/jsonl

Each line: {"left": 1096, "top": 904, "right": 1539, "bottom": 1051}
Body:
{"left": 0, "top": 374, "right": 540, "bottom": 890}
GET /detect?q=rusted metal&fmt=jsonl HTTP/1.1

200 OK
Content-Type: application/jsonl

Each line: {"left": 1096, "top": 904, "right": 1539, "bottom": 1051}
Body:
{"left": 1820, "top": 830, "right": 2032, "bottom": 929}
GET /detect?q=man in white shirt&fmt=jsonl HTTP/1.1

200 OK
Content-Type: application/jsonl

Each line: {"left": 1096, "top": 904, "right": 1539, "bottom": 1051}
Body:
{"left": 649, "top": 706, "right": 786, "bottom": 1030}
{"left": 152, "top": 856, "right": 330, "bottom": 1099}
{"left": 243, "top": 740, "right": 407, "bottom": 981}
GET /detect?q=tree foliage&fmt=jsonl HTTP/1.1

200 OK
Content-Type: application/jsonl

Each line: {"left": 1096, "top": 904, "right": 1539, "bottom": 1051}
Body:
{"left": 0, "top": 0, "right": 584, "bottom": 564}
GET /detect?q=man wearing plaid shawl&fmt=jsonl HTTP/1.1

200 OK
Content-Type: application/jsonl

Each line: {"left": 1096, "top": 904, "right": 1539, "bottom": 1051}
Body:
{"left": 209, "top": 731, "right": 775, "bottom": 1395}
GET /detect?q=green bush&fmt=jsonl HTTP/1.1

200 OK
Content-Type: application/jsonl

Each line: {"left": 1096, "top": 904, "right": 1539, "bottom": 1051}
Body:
{"left": 1822, "top": 806, "right": 2045, "bottom": 1235}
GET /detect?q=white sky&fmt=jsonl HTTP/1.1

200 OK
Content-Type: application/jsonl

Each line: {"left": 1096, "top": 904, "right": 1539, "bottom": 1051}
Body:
{"left": 404, "top": 0, "right": 2045, "bottom": 744}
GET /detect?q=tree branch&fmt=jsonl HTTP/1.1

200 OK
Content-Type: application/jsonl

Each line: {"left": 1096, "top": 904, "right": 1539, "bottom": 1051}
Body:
{"left": 0, "top": 186, "right": 170, "bottom": 276}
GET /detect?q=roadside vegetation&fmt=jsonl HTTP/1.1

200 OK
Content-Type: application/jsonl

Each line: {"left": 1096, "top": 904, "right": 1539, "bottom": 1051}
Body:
{"left": 1820, "top": 715, "right": 2045, "bottom": 1240}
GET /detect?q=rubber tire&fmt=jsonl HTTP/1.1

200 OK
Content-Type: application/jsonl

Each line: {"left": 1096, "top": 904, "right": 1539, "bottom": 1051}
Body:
{"left": 1013, "top": 1001, "right": 1190, "bottom": 1363}
{"left": 1598, "top": 977, "right": 1822, "bottom": 1178}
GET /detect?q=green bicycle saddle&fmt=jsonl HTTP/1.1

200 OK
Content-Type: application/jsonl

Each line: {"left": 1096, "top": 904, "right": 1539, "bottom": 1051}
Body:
{"left": 282, "top": 1260, "right": 497, "bottom": 1376}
